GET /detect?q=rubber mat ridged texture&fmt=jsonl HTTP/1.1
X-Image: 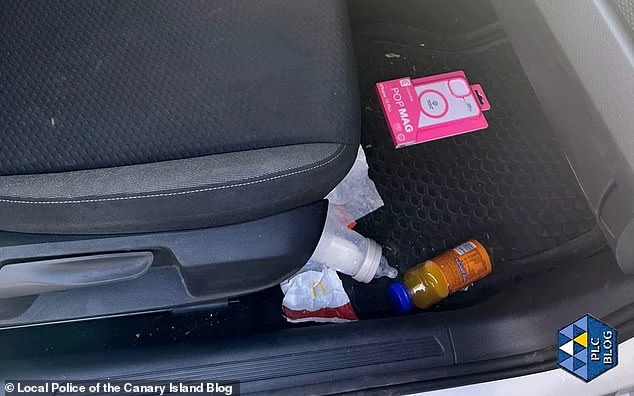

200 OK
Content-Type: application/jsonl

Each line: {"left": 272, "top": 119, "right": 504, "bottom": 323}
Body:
{"left": 0, "top": 0, "right": 357, "bottom": 175}
{"left": 353, "top": 24, "right": 599, "bottom": 274}
{"left": 615, "top": 0, "right": 634, "bottom": 33}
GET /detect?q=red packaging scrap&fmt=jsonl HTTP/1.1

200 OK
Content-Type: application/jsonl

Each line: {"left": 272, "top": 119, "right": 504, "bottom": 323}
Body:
{"left": 280, "top": 262, "right": 357, "bottom": 323}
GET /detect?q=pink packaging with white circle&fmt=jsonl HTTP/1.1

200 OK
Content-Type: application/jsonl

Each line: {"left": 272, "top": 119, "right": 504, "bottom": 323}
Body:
{"left": 376, "top": 70, "right": 491, "bottom": 148}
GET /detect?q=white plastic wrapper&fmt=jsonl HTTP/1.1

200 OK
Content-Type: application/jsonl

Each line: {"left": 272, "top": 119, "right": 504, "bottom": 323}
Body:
{"left": 326, "top": 146, "right": 384, "bottom": 220}
{"left": 280, "top": 261, "right": 357, "bottom": 323}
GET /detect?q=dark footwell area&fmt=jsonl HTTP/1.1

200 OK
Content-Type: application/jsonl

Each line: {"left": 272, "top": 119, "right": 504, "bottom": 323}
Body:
{"left": 346, "top": 21, "right": 605, "bottom": 314}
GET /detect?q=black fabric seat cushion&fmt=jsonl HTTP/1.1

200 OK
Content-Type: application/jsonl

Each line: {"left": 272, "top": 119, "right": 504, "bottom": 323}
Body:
{"left": 0, "top": 0, "right": 359, "bottom": 234}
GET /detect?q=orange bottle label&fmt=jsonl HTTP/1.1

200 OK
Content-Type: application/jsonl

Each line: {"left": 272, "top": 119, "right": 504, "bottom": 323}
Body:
{"left": 430, "top": 239, "right": 492, "bottom": 293}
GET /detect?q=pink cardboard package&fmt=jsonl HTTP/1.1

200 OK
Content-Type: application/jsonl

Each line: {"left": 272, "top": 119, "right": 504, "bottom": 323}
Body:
{"left": 376, "top": 71, "right": 491, "bottom": 148}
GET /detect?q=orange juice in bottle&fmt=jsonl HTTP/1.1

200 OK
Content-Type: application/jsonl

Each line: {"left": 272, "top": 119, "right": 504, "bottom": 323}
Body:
{"left": 387, "top": 239, "right": 491, "bottom": 313}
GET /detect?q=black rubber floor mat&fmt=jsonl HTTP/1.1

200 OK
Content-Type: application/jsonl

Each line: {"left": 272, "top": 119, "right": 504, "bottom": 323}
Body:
{"left": 347, "top": 23, "right": 605, "bottom": 314}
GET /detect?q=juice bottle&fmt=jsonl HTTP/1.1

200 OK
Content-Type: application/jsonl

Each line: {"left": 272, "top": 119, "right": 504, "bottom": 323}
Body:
{"left": 387, "top": 239, "right": 492, "bottom": 313}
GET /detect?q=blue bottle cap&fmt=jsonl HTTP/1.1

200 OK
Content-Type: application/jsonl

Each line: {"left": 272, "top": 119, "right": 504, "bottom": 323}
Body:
{"left": 387, "top": 281, "right": 413, "bottom": 314}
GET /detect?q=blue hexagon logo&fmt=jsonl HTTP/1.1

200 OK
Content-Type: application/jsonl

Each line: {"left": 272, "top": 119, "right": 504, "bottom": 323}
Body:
{"left": 558, "top": 314, "right": 617, "bottom": 381}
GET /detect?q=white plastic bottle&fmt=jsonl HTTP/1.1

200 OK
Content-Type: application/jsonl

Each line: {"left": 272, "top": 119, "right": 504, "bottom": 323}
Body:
{"left": 309, "top": 204, "right": 398, "bottom": 283}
